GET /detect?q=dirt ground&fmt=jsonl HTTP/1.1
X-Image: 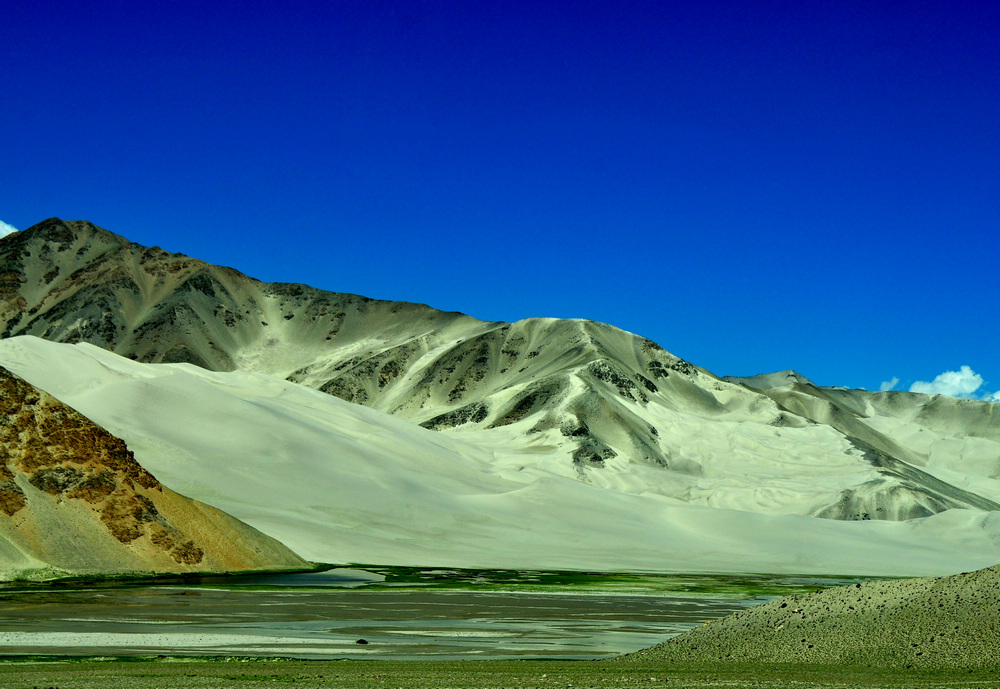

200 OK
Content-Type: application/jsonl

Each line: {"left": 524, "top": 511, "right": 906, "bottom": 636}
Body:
{"left": 0, "top": 658, "right": 998, "bottom": 689}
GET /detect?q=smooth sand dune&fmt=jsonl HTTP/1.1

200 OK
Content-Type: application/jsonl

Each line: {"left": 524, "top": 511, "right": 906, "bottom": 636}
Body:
{"left": 3, "top": 336, "right": 1000, "bottom": 576}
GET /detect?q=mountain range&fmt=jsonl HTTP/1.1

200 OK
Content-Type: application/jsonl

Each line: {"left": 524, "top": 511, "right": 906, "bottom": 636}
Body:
{"left": 0, "top": 218, "right": 998, "bottom": 579}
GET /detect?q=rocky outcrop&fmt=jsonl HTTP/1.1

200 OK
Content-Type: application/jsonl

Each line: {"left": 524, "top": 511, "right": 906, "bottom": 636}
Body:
{"left": 0, "top": 365, "right": 308, "bottom": 581}
{"left": 0, "top": 218, "right": 479, "bottom": 374}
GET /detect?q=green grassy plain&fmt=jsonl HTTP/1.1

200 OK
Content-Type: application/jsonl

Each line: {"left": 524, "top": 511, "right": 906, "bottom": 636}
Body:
{"left": 0, "top": 657, "right": 997, "bottom": 689}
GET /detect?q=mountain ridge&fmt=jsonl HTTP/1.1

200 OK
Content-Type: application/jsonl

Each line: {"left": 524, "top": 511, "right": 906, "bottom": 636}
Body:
{"left": 1, "top": 218, "right": 999, "bottom": 575}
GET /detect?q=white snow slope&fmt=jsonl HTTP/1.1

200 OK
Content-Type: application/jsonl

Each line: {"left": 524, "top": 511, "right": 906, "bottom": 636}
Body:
{"left": 2, "top": 335, "right": 999, "bottom": 577}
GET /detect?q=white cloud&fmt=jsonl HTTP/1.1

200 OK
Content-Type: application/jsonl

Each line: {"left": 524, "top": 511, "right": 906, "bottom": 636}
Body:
{"left": 910, "top": 366, "right": 984, "bottom": 398}
{"left": 0, "top": 220, "right": 18, "bottom": 238}
{"left": 985, "top": 390, "right": 1000, "bottom": 403}
{"left": 879, "top": 377, "right": 899, "bottom": 392}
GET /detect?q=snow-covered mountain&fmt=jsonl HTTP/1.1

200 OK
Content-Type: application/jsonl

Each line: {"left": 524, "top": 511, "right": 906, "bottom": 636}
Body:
{"left": 0, "top": 218, "right": 998, "bottom": 576}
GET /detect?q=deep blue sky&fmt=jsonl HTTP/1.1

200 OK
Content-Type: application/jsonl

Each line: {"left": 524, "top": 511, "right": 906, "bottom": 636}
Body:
{"left": 3, "top": 1, "right": 998, "bottom": 396}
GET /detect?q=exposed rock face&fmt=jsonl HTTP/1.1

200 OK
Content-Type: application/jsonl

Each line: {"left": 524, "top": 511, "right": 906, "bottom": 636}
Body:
{"left": 0, "top": 218, "right": 479, "bottom": 373}
{"left": 724, "top": 375, "right": 1000, "bottom": 520}
{"left": 0, "top": 365, "right": 308, "bottom": 581}
{"left": 1, "top": 218, "right": 998, "bottom": 528}
{"left": 626, "top": 563, "right": 1000, "bottom": 669}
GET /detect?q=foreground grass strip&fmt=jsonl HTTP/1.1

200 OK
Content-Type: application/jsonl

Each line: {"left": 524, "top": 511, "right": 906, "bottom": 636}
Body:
{"left": 0, "top": 658, "right": 998, "bottom": 689}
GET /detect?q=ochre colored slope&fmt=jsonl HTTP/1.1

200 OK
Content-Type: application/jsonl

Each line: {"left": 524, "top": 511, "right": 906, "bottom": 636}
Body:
{"left": 0, "top": 366, "right": 308, "bottom": 580}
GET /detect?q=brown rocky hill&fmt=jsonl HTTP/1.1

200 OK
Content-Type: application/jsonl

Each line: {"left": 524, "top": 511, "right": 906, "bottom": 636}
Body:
{"left": 0, "top": 217, "right": 479, "bottom": 372}
{"left": 0, "top": 365, "right": 308, "bottom": 581}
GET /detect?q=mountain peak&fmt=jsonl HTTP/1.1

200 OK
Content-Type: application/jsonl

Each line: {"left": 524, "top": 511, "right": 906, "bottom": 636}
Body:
{"left": 20, "top": 218, "right": 127, "bottom": 246}
{"left": 723, "top": 370, "right": 816, "bottom": 390}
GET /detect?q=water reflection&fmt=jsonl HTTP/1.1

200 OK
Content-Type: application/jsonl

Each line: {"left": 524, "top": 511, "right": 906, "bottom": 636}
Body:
{"left": 0, "top": 571, "right": 758, "bottom": 659}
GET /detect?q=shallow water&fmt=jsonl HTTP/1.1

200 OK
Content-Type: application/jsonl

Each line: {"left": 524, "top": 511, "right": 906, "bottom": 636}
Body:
{"left": 0, "top": 570, "right": 760, "bottom": 659}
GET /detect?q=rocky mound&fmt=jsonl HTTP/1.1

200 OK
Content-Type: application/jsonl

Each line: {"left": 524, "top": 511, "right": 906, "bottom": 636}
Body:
{"left": 626, "top": 563, "right": 1000, "bottom": 669}
{"left": 0, "top": 365, "right": 308, "bottom": 581}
